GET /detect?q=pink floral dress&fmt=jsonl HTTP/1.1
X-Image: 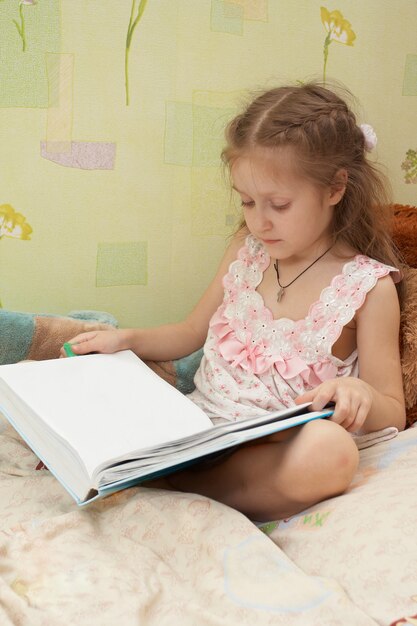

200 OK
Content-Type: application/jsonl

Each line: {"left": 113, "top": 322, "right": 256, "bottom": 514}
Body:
{"left": 188, "top": 235, "right": 398, "bottom": 424}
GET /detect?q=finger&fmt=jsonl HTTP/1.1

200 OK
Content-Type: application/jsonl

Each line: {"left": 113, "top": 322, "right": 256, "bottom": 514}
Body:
{"left": 337, "top": 398, "right": 360, "bottom": 430}
{"left": 296, "top": 384, "right": 335, "bottom": 411}
{"left": 70, "top": 339, "right": 98, "bottom": 355}
{"left": 339, "top": 414, "right": 357, "bottom": 432}
{"left": 330, "top": 398, "right": 353, "bottom": 425}
{"left": 310, "top": 387, "right": 336, "bottom": 411}
{"left": 338, "top": 391, "right": 371, "bottom": 431}
{"left": 345, "top": 403, "right": 370, "bottom": 433}
{"left": 68, "top": 331, "right": 99, "bottom": 346}
{"left": 65, "top": 332, "right": 101, "bottom": 355}
{"left": 295, "top": 389, "right": 314, "bottom": 405}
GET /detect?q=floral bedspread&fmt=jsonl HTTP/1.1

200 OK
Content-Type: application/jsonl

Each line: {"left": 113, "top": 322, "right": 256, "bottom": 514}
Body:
{"left": 0, "top": 411, "right": 415, "bottom": 626}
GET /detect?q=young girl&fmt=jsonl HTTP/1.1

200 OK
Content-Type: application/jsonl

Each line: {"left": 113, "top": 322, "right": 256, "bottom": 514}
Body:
{"left": 63, "top": 83, "right": 406, "bottom": 521}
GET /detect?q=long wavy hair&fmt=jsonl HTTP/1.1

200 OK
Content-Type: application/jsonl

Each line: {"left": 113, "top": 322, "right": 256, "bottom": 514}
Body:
{"left": 222, "top": 83, "right": 402, "bottom": 278}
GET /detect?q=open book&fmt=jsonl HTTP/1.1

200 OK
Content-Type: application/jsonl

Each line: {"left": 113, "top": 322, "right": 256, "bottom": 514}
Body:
{"left": 0, "top": 350, "right": 333, "bottom": 505}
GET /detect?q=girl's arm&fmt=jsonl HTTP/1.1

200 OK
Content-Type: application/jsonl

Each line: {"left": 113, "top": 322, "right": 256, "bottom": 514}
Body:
{"left": 63, "top": 231, "right": 246, "bottom": 362}
{"left": 353, "top": 274, "right": 406, "bottom": 432}
{"left": 297, "top": 275, "right": 406, "bottom": 433}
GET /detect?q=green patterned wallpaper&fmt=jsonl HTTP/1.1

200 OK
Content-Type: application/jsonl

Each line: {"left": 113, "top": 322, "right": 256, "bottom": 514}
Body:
{"left": 1, "top": 0, "right": 416, "bottom": 326}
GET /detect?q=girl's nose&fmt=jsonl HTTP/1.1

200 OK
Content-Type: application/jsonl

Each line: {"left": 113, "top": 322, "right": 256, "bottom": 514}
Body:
{"left": 254, "top": 207, "right": 272, "bottom": 231}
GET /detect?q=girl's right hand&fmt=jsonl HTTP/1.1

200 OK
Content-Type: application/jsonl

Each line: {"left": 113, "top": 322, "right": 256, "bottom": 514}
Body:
{"left": 59, "top": 329, "right": 125, "bottom": 357}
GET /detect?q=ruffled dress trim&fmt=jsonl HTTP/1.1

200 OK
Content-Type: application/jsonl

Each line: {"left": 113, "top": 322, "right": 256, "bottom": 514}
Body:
{"left": 209, "top": 235, "right": 398, "bottom": 384}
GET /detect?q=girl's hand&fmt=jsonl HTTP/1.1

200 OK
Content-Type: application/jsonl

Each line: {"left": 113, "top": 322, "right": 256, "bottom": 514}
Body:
{"left": 295, "top": 377, "right": 373, "bottom": 433}
{"left": 59, "top": 329, "right": 125, "bottom": 358}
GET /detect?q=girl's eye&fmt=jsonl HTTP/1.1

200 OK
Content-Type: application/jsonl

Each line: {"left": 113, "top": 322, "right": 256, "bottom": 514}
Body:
{"left": 240, "top": 200, "right": 255, "bottom": 208}
{"left": 271, "top": 203, "right": 290, "bottom": 211}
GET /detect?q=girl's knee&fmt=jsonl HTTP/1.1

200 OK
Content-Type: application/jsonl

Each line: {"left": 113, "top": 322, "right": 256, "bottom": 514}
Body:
{"left": 310, "top": 419, "right": 359, "bottom": 470}
{"left": 321, "top": 421, "right": 359, "bottom": 487}
{"left": 280, "top": 419, "right": 359, "bottom": 503}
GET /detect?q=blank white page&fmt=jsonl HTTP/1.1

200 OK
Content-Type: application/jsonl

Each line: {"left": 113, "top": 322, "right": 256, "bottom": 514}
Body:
{"left": 0, "top": 351, "right": 212, "bottom": 476}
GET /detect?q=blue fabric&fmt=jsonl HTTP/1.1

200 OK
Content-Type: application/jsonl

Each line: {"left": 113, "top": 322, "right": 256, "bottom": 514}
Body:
{"left": 0, "top": 309, "right": 118, "bottom": 365}
{"left": 174, "top": 348, "right": 204, "bottom": 394}
{"left": 0, "top": 310, "right": 35, "bottom": 365}
{"left": 65, "top": 310, "right": 118, "bottom": 326}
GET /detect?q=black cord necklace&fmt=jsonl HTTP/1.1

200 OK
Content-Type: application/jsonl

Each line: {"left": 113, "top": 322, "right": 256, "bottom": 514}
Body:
{"left": 273, "top": 245, "right": 333, "bottom": 302}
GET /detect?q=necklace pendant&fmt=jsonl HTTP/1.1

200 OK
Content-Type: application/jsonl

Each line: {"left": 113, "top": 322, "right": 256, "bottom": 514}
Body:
{"left": 277, "top": 286, "right": 285, "bottom": 302}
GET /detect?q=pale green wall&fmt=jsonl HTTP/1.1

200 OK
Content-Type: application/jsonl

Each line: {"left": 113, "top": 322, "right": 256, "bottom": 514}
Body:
{"left": 1, "top": 0, "right": 416, "bottom": 327}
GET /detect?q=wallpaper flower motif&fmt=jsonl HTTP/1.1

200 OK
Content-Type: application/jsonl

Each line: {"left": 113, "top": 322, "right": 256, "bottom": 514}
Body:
{"left": 401, "top": 149, "right": 417, "bottom": 184}
{"left": 0, "top": 204, "right": 32, "bottom": 240}
{"left": 13, "top": 0, "right": 37, "bottom": 52}
{"left": 125, "top": 0, "right": 148, "bottom": 105}
{"left": 320, "top": 7, "right": 356, "bottom": 83}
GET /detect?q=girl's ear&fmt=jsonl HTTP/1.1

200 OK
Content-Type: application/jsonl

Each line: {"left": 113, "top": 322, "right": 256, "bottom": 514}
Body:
{"left": 329, "top": 169, "right": 348, "bottom": 206}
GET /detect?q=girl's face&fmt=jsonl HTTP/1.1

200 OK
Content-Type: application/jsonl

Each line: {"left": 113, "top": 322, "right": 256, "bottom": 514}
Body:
{"left": 231, "top": 149, "right": 343, "bottom": 262}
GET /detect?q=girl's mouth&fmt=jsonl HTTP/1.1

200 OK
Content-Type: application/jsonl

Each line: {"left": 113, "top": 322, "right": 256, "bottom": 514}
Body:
{"left": 261, "top": 239, "right": 282, "bottom": 245}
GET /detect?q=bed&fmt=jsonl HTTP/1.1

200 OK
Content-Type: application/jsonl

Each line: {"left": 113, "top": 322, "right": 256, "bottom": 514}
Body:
{"left": 0, "top": 410, "right": 416, "bottom": 625}
{"left": 1, "top": 204, "right": 416, "bottom": 626}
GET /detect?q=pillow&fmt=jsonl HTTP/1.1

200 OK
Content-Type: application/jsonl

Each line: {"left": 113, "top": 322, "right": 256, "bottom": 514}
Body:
{"left": 0, "top": 309, "right": 118, "bottom": 365}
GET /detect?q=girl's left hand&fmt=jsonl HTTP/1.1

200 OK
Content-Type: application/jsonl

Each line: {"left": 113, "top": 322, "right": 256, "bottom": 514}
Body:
{"left": 295, "top": 377, "right": 373, "bottom": 433}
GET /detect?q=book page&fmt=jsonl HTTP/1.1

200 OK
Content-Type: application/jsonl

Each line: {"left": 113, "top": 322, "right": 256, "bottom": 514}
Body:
{"left": 97, "top": 409, "right": 332, "bottom": 490}
{"left": 0, "top": 351, "right": 212, "bottom": 477}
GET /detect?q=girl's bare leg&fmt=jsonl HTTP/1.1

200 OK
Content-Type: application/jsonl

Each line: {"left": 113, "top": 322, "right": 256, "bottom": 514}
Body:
{"left": 166, "top": 419, "right": 359, "bottom": 521}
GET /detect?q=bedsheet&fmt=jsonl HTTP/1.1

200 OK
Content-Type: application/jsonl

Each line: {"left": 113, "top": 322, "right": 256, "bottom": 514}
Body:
{"left": 268, "top": 425, "right": 417, "bottom": 626}
{"left": 0, "top": 411, "right": 415, "bottom": 626}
